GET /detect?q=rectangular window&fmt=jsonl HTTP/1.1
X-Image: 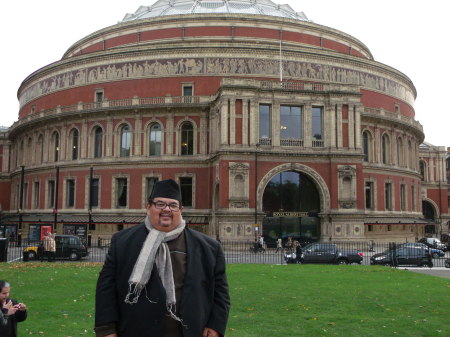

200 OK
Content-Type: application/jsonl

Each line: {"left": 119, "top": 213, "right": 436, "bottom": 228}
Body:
{"left": 90, "top": 178, "right": 99, "bottom": 208}
{"left": 312, "top": 106, "right": 323, "bottom": 141}
{"left": 259, "top": 104, "right": 271, "bottom": 144}
{"left": 368, "top": 225, "right": 373, "bottom": 232}
{"left": 280, "top": 106, "right": 302, "bottom": 144}
{"left": 365, "top": 181, "right": 373, "bottom": 210}
{"left": 146, "top": 177, "right": 159, "bottom": 201}
{"left": 400, "top": 184, "right": 406, "bottom": 211}
{"left": 411, "top": 185, "right": 416, "bottom": 211}
{"left": 48, "top": 180, "right": 55, "bottom": 208}
{"left": 116, "top": 178, "right": 128, "bottom": 208}
{"left": 179, "top": 177, "right": 193, "bottom": 207}
{"left": 385, "top": 183, "right": 392, "bottom": 211}
{"left": 95, "top": 91, "right": 104, "bottom": 103}
{"left": 67, "top": 179, "right": 75, "bottom": 208}
{"left": 183, "top": 85, "right": 193, "bottom": 103}
{"left": 33, "top": 181, "right": 40, "bottom": 209}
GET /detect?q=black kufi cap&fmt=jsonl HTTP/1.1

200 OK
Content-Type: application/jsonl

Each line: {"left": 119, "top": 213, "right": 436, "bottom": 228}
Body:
{"left": 149, "top": 179, "right": 182, "bottom": 203}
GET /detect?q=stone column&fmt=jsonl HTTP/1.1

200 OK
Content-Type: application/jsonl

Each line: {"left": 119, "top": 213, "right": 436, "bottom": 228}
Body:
{"left": 326, "top": 105, "right": 336, "bottom": 148}
{"left": 81, "top": 120, "right": 88, "bottom": 158}
{"left": 229, "top": 99, "right": 236, "bottom": 145}
{"left": 134, "top": 114, "right": 142, "bottom": 156}
{"left": 220, "top": 101, "right": 229, "bottom": 145}
{"left": 60, "top": 125, "right": 67, "bottom": 161}
{"left": 348, "top": 105, "right": 354, "bottom": 149}
{"left": 249, "top": 99, "right": 258, "bottom": 145}
{"left": 242, "top": 99, "right": 249, "bottom": 146}
{"left": 374, "top": 126, "right": 380, "bottom": 163}
{"left": 272, "top": 102, "right": 280, "bottom": 147}
{"left": 336, "top": 104, "right": 343, "bottom": 148}
{"left": 304, "top": 104, "right": 312, "bottom": 147}
{"left": 200, "top": 113, "right": 207, "bottom": 155}
{"left": 43, "top": 128, "right": 50, "bottom": 163}
{"left": 166, "top": 113, "right": 174, "bottom": 155}
{"left": 106, "top": 116, "right": 113, "bottom": 157}
{"left": 2, "top": 142, "right": 10, "bottom": 172}
{"left": 354, "top": 105, "right": 362, "bottom": 149}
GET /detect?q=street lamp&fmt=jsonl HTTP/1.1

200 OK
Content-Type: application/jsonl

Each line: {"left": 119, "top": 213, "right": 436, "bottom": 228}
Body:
{"left": 254, "top": 142, "right": 260, "bottom": 241}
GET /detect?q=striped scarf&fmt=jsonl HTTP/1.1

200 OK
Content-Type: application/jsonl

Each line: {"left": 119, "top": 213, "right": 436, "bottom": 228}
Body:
{"left": 125, "top": 216, "right": 185, "bottom": 322}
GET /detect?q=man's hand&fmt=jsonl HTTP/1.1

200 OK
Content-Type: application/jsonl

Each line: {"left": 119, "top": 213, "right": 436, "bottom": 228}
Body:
{"left": 15, "top": 303, "right": 27, "bottom": 311}
{"left": 203, "top": 327, "right": 219, "bottom": 337}
{"left": 4, "top": 300, "right": 18, "bottom": 315}
{"left": 104, "top": 334, "right": 117, "bottom": 337}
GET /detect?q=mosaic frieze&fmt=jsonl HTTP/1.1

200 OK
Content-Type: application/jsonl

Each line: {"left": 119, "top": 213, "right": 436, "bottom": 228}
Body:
{"left": 20, "top": 57, "right": 414, "bottom": 107}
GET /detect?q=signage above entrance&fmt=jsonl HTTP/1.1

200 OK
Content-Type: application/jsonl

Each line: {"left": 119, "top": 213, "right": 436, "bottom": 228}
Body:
{"left": 272, "top": 212, "right": 309, "bottom": 217}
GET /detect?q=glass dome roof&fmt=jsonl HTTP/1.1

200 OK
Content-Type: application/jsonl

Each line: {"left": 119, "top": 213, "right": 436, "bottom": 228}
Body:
{"left": 122, "top": 0, "right": 309, "bottom": 22}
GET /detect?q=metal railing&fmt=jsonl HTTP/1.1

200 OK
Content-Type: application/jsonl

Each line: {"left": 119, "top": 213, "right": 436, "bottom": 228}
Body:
{"left": 2, "top": 239, "right": 449, "bottom": 268}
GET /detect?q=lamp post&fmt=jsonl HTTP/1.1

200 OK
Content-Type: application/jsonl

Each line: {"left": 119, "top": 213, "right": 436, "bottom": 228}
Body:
{"left": 254, "top": 142, "right": 260, "bottom": 242}
{"left": 88, "top": 166, "right": 93, "bottom": 229}
{"left": 19, "top": 166, "right": 25, "bottom": 233}
{"left": 53, "top": 166, "right": 59, "bottom": 232}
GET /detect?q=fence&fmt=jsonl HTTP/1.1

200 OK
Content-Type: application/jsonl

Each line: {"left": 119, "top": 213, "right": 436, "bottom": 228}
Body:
{"left": 2, "top": 239, "right": 449, "bottom": 268}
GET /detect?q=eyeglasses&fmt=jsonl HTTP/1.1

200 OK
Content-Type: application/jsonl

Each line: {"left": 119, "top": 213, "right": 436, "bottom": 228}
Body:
{"left": 151, "top": 201, "right": 181, "bottom": 212}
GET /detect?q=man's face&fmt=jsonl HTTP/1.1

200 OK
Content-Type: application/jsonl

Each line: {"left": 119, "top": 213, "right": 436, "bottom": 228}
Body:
{"left": 146, "top": 197, "right": 183, "bottom": 232}
{"left": 0, "top": 286, "right": 10, "bottom": 303}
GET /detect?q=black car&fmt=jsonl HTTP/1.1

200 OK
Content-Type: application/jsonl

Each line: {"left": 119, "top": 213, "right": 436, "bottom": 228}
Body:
{"left": 300, "top": 243, "right": 363, "bottom": 265}
{"left": 398, "top": 242, "right": 445, "bottom": 258}
{"left": 370, "top": 247, "right": 432, "bottom": 267}
{"left": 23, "top": 234, "right": 89, "bottom": 261}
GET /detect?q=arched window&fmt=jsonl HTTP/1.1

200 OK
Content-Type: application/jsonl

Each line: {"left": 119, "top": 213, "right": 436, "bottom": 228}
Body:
{"left": 120, "top": 125, "right": 131, "bottom": 157}
{"left": 94, "top": 127, "right": 103, "bottom": 158}
{"left": 362, "top": 131, "right": 372, "bottom": 162}
{"left": 382, "top": 133, "right": 390, "bottom": 164}
{"left": 181, "top": 122, "right": 194, "bottom": 155}
{"left": 149, "top": 123, "right": 161, "bottom": 156}
{"left": 396, "top": 137, "right": 403, "bottom": 167}
{"left": 71, "top": 129, "right": 79, "bottom": 160}
{"left": 52, "top": 132, "right": 59, "bottom": 162}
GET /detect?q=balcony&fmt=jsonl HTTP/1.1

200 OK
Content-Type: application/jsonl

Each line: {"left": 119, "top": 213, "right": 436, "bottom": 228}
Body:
{"left": 11, "top": 95, "right": 212, "bottom": 134}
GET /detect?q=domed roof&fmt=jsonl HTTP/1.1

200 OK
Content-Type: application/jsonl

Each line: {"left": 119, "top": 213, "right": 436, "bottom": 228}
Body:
{"left": 122, "top": 0, "right": 309, "bottom": 22}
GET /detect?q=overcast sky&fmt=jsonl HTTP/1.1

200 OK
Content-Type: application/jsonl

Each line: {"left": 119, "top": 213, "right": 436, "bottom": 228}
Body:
{"left": 1, "top": 0, "right": 448, "bottom": 148}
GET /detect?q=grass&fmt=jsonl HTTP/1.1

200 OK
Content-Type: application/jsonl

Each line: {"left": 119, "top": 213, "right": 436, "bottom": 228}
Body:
{"left": 0, "top": 262, "right": 449, "bottom": 336}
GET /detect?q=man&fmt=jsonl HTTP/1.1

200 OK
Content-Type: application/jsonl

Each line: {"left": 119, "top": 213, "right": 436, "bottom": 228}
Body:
{"left": 42, "top": 232, "right": 56, "bottom": 262}
{"left": 95, "top": 179, "right": 230, "bottom": 337}
{"left": 0, "top": 280, "right": 27, "bottom": 337}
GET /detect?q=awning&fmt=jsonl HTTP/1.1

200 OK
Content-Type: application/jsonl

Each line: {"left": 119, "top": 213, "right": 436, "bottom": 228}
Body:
{"left": 364, "top": 217, "right": 435, "bottom": 225}
{"left": 0, "top": 214, "right": 209, "bottom": 226}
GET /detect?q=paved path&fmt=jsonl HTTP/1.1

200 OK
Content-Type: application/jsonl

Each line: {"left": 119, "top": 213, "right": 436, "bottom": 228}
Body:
{"left": 399, "top": 267, "right": 450, "bottom": 279}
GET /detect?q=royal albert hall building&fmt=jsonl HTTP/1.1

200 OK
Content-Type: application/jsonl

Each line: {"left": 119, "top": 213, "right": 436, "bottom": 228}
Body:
{"left": 0, "top": 0, "right": 449, "bottom": 246}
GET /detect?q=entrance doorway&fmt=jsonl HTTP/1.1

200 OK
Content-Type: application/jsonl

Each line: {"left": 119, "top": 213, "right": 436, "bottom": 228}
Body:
{"left": 262, "top": 170, "right": 321, "bottom": 247}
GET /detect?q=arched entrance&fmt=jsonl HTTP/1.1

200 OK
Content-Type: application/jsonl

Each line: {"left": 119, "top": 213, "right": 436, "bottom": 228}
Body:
{"left": 422, "top": 200, "right": 437, "bottom": 234}
{"left": 261, "top": 170, "right": 321, "bottom": 247}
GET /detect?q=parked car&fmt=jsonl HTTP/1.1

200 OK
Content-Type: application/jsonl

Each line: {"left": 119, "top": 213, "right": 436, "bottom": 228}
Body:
{"left": 398, "top": 242, "right": 445, "bottom": 258}
{"left": 370, "top": 247, "right": 432, "bottom": 267}
{"left": 23, "top": 235, "right": 89, "bottom": 261}
{"left": 300, "top": 243, "right": 363, "bottom": 265}
{"left": 417, "top": 238, "right": 447, "bottom": 252}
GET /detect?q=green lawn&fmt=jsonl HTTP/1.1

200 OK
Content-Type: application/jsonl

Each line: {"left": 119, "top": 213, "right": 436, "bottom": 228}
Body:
{"left": 0, "top": 263, "right": 449, "bottom": 336}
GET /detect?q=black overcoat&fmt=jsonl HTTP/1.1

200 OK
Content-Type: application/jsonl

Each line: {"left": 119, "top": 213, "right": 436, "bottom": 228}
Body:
{"left": 95, "top": 224, "right": 230, "bottom": 337}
